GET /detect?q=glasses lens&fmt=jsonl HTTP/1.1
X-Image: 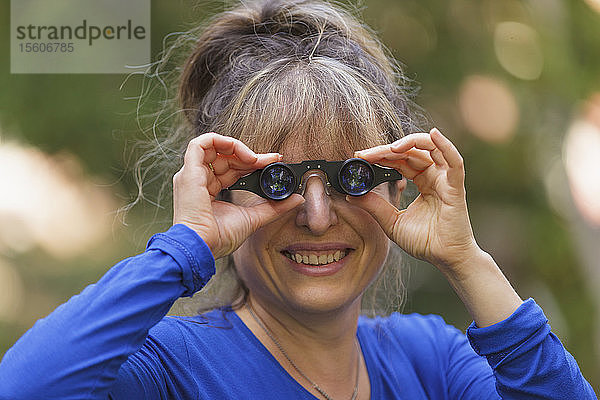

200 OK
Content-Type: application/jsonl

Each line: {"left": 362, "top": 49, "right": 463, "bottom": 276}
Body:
{"left": 339, "top": 159, "right": 374, "bottom": 195}
{"left": 260, "top": 163, "right": 296, "bottom": 200}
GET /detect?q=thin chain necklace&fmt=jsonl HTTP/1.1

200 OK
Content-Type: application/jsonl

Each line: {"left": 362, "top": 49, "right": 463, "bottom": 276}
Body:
{"left": 246, "top": 303, "right": 360, "bottom": 400}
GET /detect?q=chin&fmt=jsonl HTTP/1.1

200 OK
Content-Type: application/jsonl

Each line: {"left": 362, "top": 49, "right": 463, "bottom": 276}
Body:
{"left": 282, "top": 284, "right": 363, "bottom": 315}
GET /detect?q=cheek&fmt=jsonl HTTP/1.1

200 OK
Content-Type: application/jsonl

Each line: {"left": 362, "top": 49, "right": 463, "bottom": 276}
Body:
{"left": 231, "top": 226, "right": 278, "bottom": 290}
{"left": 372, "top": 226, "right": 391, "bottom": 268}
{"left": 232, "top": 238, "right": 272, "bottom": 301}
{"left": 362, "top": 231, "right": 391, "bottom": 291}
{"left": 339, "top": 200, "right": 390, "bottom": 268}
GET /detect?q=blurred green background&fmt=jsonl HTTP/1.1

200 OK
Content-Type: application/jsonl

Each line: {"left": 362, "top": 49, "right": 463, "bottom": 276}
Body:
{"left": 1, "top": 0, "right": 599, "bottom": 390}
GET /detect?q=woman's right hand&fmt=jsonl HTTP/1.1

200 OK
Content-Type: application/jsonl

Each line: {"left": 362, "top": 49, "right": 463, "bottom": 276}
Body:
{"left": 173, "top": 132, "right": 304, "bottom": 259}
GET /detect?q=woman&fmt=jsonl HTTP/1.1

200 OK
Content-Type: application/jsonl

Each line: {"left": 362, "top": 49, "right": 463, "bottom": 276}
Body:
{"left": 0, "top": 0, "right": 596, "bottom": 399}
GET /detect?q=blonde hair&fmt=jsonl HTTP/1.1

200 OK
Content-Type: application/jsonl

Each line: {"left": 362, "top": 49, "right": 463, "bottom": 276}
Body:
{"left": 130, "top": 0, "right": 425, "bottom": 316}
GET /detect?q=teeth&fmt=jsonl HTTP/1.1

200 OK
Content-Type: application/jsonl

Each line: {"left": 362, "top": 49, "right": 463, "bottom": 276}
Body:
{"left": 284, "top": 250, "right": 348, "bottom": 266}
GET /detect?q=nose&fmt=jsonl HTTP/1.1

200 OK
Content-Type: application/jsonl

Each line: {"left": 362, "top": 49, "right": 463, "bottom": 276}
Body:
{"left": 295, "top": 174, "right": 338, "bottom": 235}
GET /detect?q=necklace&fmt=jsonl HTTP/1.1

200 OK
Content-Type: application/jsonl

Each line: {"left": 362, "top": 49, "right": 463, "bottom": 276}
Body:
{"left": 246, "top": 303, "right": 360, "bottom": 400}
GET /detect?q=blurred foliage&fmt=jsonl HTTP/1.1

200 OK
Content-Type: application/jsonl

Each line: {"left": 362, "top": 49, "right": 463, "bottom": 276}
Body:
{"left": 0, "top": 0, "right": 598, "bottom": 390}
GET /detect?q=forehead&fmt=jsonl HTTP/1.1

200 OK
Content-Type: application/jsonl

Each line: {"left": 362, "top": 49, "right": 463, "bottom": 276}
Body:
{"left": 232, "top": 60, "right": 395, "bottom": 161}
{"left": 278, "top": 134, "right": 357, "bottom": 163}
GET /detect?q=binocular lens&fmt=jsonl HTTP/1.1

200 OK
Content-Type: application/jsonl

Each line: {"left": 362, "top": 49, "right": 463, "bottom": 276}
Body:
{"left": 339, "top": 159, "right": 374, "bottom": 195}
{"left": 260, "top": 163, "right": 296, "bottom": 200}
{"left": 258, "top": 159, "right": 375, "bottom": 199}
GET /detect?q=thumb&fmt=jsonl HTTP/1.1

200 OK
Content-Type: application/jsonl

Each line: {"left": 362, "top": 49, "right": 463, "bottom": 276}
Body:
{"left": 345, "top": 192, "right": 401, "bottom": 238}
{"left": 245, "top": 194, "right": 305, "bottom": 231}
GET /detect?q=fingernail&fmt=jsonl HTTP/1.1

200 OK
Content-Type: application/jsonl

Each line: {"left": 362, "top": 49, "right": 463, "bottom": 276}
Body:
{"left": 292, "top": 194, "right": 305, "bottom": 203}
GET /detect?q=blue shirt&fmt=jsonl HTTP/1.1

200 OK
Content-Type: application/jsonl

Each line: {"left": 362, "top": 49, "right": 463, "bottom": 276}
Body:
{"left": 0, "top": 224, "right": 596, "bottom": 399}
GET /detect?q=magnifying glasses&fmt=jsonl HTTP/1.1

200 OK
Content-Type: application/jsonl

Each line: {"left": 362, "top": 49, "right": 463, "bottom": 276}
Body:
{"left": 226, "top": 158, "right": 402, "bottom": 200}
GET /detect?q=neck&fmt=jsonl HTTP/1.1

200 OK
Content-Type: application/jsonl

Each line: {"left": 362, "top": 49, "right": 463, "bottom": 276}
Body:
{"left": 235, "top": 294, "right": 364, "bottom": 399}
{"left": 247, "top": 293, "right": 360, "bottom": 350}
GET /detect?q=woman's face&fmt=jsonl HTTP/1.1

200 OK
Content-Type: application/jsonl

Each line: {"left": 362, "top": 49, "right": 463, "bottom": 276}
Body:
{"left": 231, "top": 139, "right": 404, "bottom": 315}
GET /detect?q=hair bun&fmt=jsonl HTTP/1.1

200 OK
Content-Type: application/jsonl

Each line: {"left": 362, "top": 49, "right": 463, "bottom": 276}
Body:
{"left": 179, "top": 0, "right": 392, "bottom": 129}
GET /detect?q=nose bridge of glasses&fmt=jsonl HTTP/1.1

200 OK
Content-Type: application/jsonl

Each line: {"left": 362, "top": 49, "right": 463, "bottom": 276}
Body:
{"left": 298, "top": 169, "right": 332, "bottom": 196}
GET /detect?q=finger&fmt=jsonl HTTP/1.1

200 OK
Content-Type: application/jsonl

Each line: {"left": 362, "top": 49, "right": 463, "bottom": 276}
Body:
{"left": 373, "top": 159, "right": 423, "bottom": 180}
{"left": 356, "top": 145, "right": 434, "bottom": 171}
{"left": 194, "top": 132, "right": 236, "bottom": 156}
{"left": 429, "top": 128, "right": 463, "bottom": 169}
{"left": 372, "top": 158, "right": 405, "bottom": 170}
{"left": 209, "top": 153, "right": 284, "bottom": 192}
{"left": 393, "top": 133, "right": 448, "bottom": 167}
{"left": 355, "top": 133, "right": 438, "bottom": 156}
{"left": 183, "top": 133, "right": 228, "bottom": 168}
{"left": 429, "top": 128, "right": 465, "bottom": 187}
{"left": 357, "top": 134, "right": 445, "bottom": 169}
{"left": 344, "top": 191, "right": 401, "bottom": 239}
{"left": 184, "top": 136, "right": 208, "bottom": 167}
{"left": 206, "top": 169, "right": 242, "bottom": 195}
{"left": 390, "top": 133, "right": 436, "bottom": 153}
{"left": 245, "top": 194, "right": 305, "bottom": 230}
{"left": 369, "top": 146, "right": 433, "bottom": 174}
{"left": 354, "top": 150, "right": 406, "bottom": 165}
{"left": 402, "top": 148, "right": 434, "bottom": 170}
{"left": 397, "top": 161, "right": 423, "bottom": 180}
{"left": 354, "top": 143, "right": 393, "bottom": 158}
{"left": 192, "top": 133, "right": 259, "bottom": 164}
{"left": 211, "top": 152, "right": 281, "bottom": 175}
{"left": 366, "top": 152, "right": 407, "bottom": 161}
{"left": 230, "top": 138, "right": 260, "bottom": 163}
{"left": 429, "top": 148, "right": 448, "bottom": 168}
{"left": 202, "top": 147, "right": 217, "bottom": 164}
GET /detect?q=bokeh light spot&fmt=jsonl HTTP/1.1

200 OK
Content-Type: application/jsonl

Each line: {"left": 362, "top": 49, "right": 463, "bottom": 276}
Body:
{"left": 563, "top": 117, "right": 600, "bottom": 227}
{"left": 584, "top": 0, "right": 600, "bottom": 14}
{"left": 0, "top": 139, "right": 116, "bottom": 260}
{"left": 458, "top": 75, "right": 519, "bottom": 143}
{"left": 494, "top": 21, "right": 544, "bottom": 80}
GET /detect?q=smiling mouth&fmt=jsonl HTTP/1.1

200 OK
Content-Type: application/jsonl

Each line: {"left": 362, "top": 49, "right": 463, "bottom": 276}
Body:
{"left": 281, "top": 249, "right": 352, "bottom": 266}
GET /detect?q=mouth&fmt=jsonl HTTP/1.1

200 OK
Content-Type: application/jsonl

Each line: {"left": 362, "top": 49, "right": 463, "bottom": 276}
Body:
{"left": 280, "top": 248, "right": 354, "bottom": 277}
{"left": 281, "top": 249, "right": 352, "bottom": 266}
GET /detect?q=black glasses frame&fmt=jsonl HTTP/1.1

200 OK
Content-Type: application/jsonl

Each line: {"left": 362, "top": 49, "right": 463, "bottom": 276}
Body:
{"left": 225, "top": 158, "right": 402, "bottom": 200}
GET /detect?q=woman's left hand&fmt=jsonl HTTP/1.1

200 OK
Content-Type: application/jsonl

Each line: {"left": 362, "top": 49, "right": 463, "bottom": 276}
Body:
{"left": 348, "top": 128, "right": 480, "bottom": 275}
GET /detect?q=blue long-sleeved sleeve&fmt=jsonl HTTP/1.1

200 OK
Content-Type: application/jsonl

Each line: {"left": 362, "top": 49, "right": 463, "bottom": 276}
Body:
{"left": 0, "top": 224, "right": 215, "bottom": 400}
{"left": 466, "top": 298, "right": 597, "bottom": 399}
